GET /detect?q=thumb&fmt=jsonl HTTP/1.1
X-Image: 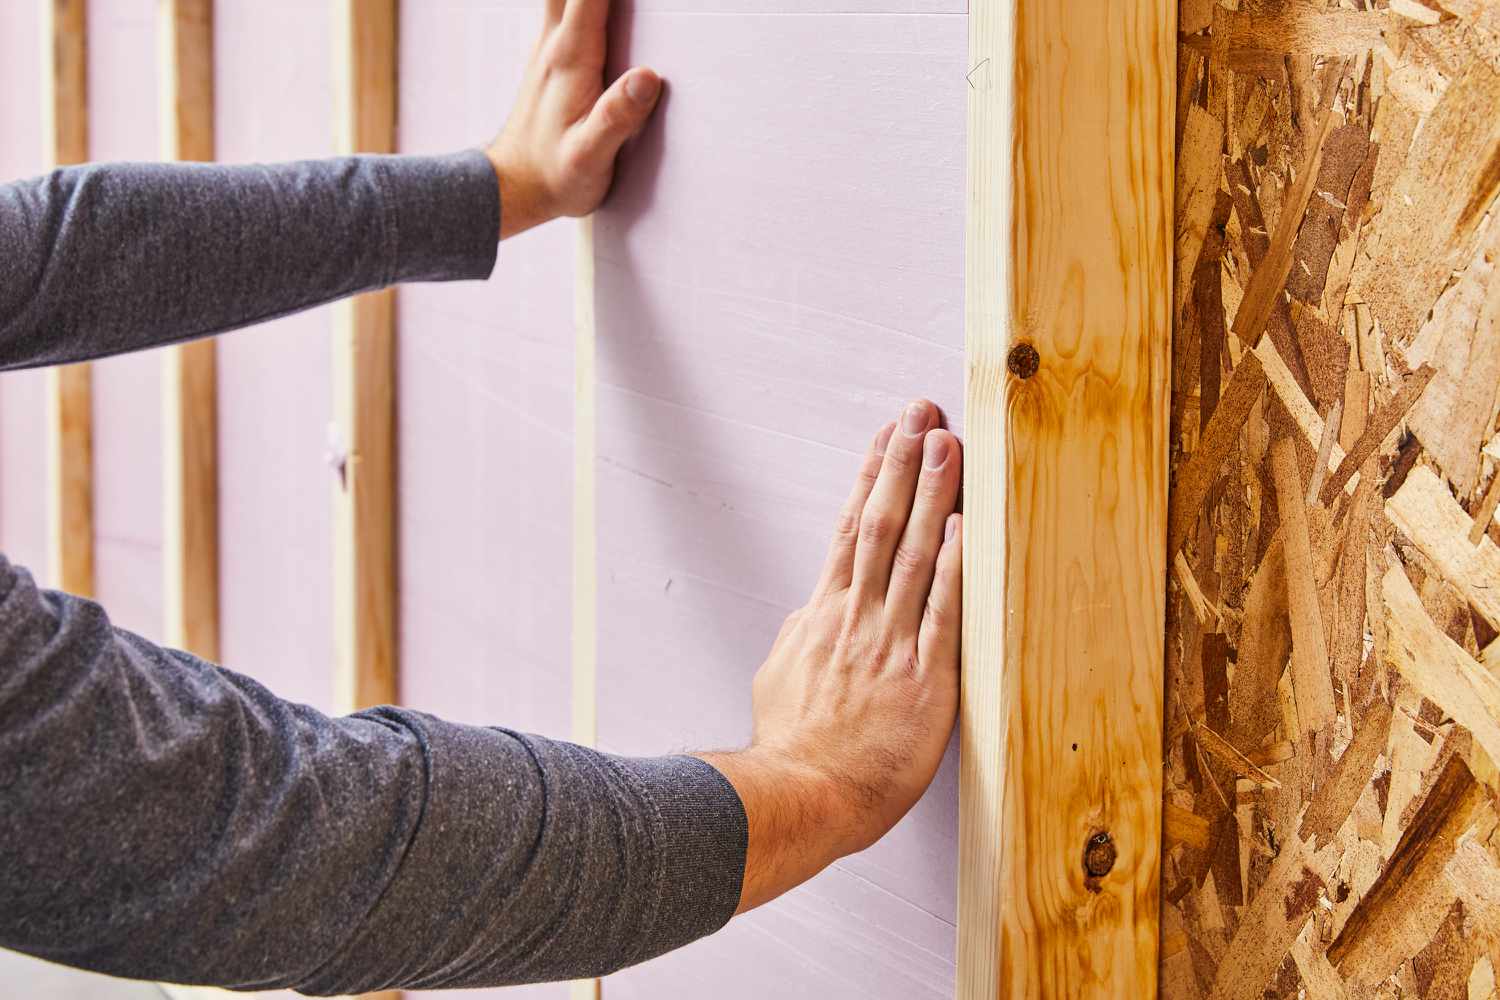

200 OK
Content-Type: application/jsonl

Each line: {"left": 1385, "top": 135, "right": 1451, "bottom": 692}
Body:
{"left": 575, "top": 67, "right": 662, "bottom": 163}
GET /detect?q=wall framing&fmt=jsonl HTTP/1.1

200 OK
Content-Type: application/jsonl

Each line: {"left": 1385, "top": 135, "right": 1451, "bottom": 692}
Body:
{"left": 160, "top": 0, "right": 219, "bottom": 659}
{"left": 331, "top": 0, "right": 398, "bottom": 722}
{"left": 957, "top": 0, "right": 1176, "bottom": 996}
{"left": 42, "top": 0, "right": 94, "bottom": 599}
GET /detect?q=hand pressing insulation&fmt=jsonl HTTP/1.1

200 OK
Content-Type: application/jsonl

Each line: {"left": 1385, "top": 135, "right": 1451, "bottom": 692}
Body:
{"left": 700, "top": 400, "right": 964, "bottom": 912}
{"left": 486, "top": 0, "right": 663, "bottom": 238}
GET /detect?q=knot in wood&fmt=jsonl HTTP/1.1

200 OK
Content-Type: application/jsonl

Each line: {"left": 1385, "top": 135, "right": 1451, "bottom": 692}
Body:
{"left": 1007, "top": 343, "right": 1040, "bottom": 380}
{"left": 1083, "top": 832, "right": 1117, "bottom": 883}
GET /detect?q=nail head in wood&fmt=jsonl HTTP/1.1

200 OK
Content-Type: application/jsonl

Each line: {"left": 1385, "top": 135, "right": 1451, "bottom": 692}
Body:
{"left": 1007, "top": 342, "right": 1040, "bottom": 380}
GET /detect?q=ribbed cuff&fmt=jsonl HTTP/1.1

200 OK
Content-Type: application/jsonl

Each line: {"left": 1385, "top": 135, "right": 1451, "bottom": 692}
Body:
{"left": 375, "top": 149, "right": 500, "bottom": 285}
{"left": 608, "top": 754, "right": 749, "bottom": 964}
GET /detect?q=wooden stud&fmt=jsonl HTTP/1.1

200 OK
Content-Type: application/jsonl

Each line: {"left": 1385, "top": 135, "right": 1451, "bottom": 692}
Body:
{"left": 159, "top": 0, "right": 219, "bottom": 659}
{"left": 955, "top": 3, "right": 1013, "bottom": 992}
{"left": 42, "top": 0, "right": 94, "bottom": 598}
{"left": 957, "top": 0, "right": 1174, "bottom": 996}
{"left": 332, "top": 7, "right": 398, "bottom": 1000}
{"left": 331, "top": 0, "right": 398, "bottom": 719}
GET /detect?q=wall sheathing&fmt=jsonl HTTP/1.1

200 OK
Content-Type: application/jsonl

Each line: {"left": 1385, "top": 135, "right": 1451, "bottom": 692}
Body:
{"left": 1162, "top": 3, "right": 1500, "bottom": 997}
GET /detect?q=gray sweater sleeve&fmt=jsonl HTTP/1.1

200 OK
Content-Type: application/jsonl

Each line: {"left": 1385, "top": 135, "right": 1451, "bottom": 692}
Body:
{"left": 0, "top": 153, "right": 748, "bottom": 992}
{"left": 0, "top": 151, "right": 498, "bottom": 369}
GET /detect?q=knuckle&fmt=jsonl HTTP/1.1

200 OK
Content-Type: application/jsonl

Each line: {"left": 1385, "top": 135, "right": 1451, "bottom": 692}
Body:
{"left": 891, "top": 542, "right": 927, "bottom": 579}
{"left": 880, "top": 445, "right": 917, "bottom": 477}
{"left": 813, "top": 597, "right": 847, "bottom": 634}
{"left": 559, "top": 143, "right": 592, "bottom": 178}
{"left": 833, "top": 507, "right": 862, "bottom": 543}
{"left": 923, "top": 596, "right": 955, "bottom": 633}
{"left": 917, "top": 470, "right": 951, "bottom": 503}
{"left": 858, "top": 513, "right": 898, "bottom": 548}
{"left": 541, "top": 33, "right": 580, "bottom": 67}
{"left": 598, "top": 101, "right": 631, "bottom": 133}
{"left": 835, "top": 610, "right": 872, "bottom": 653}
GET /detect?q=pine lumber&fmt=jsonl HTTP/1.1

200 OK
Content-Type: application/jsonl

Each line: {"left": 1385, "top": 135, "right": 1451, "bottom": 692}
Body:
{"left": 331, "top": 0, "right": 398, "bottom": 728}
{"left": 957, "top": 0, "right": 1174, "bottom": 996}
{"left": 42, "top": 0, "right": 93, "bottom": 598}
{"left": 160, "top": 0, "right": 219, "bottom": 659}
{"left": 333, "top": 18, "right": 399, "bottom": 997}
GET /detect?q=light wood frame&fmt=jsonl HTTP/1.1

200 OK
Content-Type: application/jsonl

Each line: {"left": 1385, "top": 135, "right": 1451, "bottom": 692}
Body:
{"left": 331, "top": 0, "right": 398, "bottom": 721}
{"left": 42, "top": 0, "right": 94, "bottom": 598}
{"left": 160, "top": 0, "right": 219, "bottom": 659}
{"left": 957, "top": 1, "right": 1176, "bottom": 996}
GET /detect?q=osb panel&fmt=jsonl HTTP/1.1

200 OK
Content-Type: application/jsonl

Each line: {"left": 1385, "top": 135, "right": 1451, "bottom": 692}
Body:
{"left": 1162, "top": 2, "right": 1500, "bottom": 998}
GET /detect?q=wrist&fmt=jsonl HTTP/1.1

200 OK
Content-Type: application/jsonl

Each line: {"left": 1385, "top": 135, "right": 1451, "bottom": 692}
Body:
{"left": 695, "top": 745, "right": 849, "bottom": 914}
{"left": 484, "top": 144, "right": 552, "bottom": 240}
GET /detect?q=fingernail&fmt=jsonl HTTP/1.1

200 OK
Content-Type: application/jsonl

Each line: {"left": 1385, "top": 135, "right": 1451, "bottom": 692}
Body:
{"left": 626, "top": 71, "right": 660, "bottom": 104}
{"left": 923, "top": 433, "right": 948, "bottom": 470}
{"left": 874, "top": 422, "right": 896, "bottom": 455}
{"left": 945, "top": 515, "right": 960, "bottom": 542}
{"left": 901, "top": 402, "right": 930, "bottom": 436}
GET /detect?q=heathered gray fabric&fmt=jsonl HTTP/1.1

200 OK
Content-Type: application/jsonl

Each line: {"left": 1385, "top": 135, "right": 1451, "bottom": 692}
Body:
{"left": 0, "top": 152, "right": 747, "bottom": 993}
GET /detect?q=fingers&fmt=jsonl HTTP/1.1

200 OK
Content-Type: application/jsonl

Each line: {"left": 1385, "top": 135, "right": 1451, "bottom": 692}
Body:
{"left": 817, "top": 422, "right": 895, "bottom": 595}
{"left": 561, "top": 0, "right": 611, "bottom": 33}
{"left": 917, "top": 514, "right": 963, "bottom": 673}
{"left": 545, "top": 0, "right": 566, "bottom": 26}
{"left": 884, "top": 430, "right": 962, "bottom": 632}
{"left": 572, "top": 67, "right": 662, "bottom": 166}
{"left": 850, "top": 400, "right": 937, "bottom": 603}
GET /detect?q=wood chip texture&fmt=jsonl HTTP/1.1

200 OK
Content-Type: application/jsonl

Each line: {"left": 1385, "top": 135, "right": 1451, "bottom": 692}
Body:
{"left": 1163, "top": 2, "right": 1500, "bottom": 997}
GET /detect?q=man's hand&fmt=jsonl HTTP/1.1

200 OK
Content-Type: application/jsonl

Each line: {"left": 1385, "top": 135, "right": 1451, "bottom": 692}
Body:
{"left": 700, "top": 400, "right": 964, "bottom": 913}
{"left": 486, "top": 0, "right": 662, "bottom": 239}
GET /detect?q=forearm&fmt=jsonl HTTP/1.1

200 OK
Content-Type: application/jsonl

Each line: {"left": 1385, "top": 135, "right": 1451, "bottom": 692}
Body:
{"left": 0, "top": 554, "right": 745, "bottom": 993}
{"left": 696, "top": 748, "right": 850, "bottom": 914}
{"left": 0, "top": 151, "right": 499, "bottom": 372}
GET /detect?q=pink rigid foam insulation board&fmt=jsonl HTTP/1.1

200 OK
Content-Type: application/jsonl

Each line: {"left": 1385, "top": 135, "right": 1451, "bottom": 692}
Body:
{"left": 88, "top": 0, "right": 166, "bottom": 643}
{"left": 593, "top": 5, "right": 966, "bottom": 998}
{"left": 397, "top": 4, "right": 575, "bottom": 756}
{"left": 396, "top": 5, "right": 574, "bottom": 997}
{"left": 214, "top": 0, "right": 336, "bottom": 712}
{"left": 0, "top": 0, "right": 49, "bottom": 580}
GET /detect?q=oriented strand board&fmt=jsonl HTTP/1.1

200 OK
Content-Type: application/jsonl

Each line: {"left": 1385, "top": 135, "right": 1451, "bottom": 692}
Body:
{"left": 90, "top": 0, "right": 165, "bottom": 643}
{"left": 1162, "top": 3, "right": 1500, "bottom": 996}
{"left": 592, "top": 10, "right": 965, "bottom": 999}
{"left": 213, "top": 0, "right": 334, "bottom": 711}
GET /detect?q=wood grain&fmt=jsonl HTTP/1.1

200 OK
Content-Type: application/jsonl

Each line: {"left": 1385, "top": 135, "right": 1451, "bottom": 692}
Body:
{"left": 160, "top": 0, "right": 219, "bottom": 659}
{"left": 42, "top": 0, "right": 93, "bottom": 598}
{"left": 333, "top": 10, "right": 400, "bottom": 996}
{"left": 955, "top": 0, "right": 1013, "bottom": 993}
{"left": 959, "top": 0, "right": 1175, "bottom": 996}
{"left": 332, "top": 0, "right": 397, "bottom": 728}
